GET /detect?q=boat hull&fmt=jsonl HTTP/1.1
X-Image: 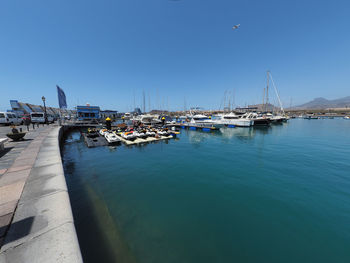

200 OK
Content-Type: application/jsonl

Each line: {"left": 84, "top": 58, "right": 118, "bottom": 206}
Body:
{"left": 252, "top": 119, "right": 271, "bottom": 126}
{"left": 220, "top": 119, "right": 253, "bottom": 127}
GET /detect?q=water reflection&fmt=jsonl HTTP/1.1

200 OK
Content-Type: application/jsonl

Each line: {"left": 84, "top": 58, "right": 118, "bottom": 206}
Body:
{"left": 187, "top": 129, "right": 218, "bottom": 146}
{"left": 186, "top": 126, "right": 273, "bottom": 145}
{"left": 220, "top": 127, "right": 256, "bottom": 140}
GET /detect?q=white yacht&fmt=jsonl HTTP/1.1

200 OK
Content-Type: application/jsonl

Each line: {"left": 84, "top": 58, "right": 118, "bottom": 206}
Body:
{"left": 190, "top": 114, "right": 224, "bottom": 128}
{"left": 133, "top": 114, "right": 162, "bottom": 125}
{"left": 218, "top": 112, "right": 253, "bottom": 127}
{"left": 241, "top": 112, "right": 271, "bottom": 126}
{"left": 123, "top": 112, "right": 132, "bottom": 120}
{"left": 265, "top": 113, "right": 286, "bottom": 123}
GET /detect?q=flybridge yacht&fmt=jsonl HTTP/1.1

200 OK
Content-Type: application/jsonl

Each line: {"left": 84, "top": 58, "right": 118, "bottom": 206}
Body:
{"left": 135, "top": 114, "right": 162, "bottom": 125}
{"left": 123, "top": 112, "right": 132, "bottom": 120}
{"left": 190, "top": 114, "right": 224, "bottom": 128}
{"left": 218, "top": 112, "right": 253, "bottom": 127}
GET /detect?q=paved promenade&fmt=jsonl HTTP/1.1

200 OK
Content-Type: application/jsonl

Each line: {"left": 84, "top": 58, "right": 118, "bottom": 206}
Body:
{"left": 0, "top": 125, "right": 82, "bottom": 262}
{"left": 0, "top": 125, "right": 49, "bottom": 172}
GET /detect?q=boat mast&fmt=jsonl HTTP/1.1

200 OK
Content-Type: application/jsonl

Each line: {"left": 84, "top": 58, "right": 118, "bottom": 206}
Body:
{"left": 266, "top": 70, "right": 270, "bottom": 112}
{"left": 143, "top": 90, "right": 146, "bottom": 113}
{"left": 269, "top": 72, "right": 285, "bottom": 115}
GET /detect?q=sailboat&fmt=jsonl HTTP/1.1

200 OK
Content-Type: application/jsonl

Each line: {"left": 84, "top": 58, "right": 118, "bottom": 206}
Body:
{"left": 263, "top": 71, "right": 288, "bottom": 123}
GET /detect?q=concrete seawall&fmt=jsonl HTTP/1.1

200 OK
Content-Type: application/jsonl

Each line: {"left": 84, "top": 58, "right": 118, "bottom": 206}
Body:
{"left": 0, "top": 126, "right": 82, "bottom": 262}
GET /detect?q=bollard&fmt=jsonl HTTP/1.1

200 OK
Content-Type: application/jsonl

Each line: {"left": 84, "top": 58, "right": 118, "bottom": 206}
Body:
{"left": 20, "top": 128, "right": 22, "bottom": 132}
{"left": 27, "top": 125, "right": 29, "bottom": 131}
{"left": 33, "top": 123, "right": 35, "bottom": 129}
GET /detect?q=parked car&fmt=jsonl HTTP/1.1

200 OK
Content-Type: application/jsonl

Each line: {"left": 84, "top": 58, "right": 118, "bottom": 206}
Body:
{"left": 0, "top": 112, "right": 23, "bottom": 125}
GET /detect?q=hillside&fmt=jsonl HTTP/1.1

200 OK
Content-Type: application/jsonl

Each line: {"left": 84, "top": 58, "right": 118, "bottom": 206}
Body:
{"left": 294, "top": 96, "right": 350, "bottom": 109}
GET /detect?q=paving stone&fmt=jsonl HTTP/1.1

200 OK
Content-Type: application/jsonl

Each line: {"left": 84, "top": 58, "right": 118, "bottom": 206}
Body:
{"left": 0, "top": 181, "right": 25, "bottom": 205}
{"left": 0, "top": 201, "right": 17, "bottom": 217}
{"left": 0, "top": 169, "right": 31, "bottom": 188}
{"left": 6, "top": 165, "right": 32, "bottom": 173}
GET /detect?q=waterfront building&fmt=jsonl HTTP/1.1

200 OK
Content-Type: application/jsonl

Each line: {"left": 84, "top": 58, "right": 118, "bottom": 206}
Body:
{"left": 76, "top": 105, "right": 100, "bottom": 121}
{"left": 100, "top": 110, "right": 119, "bottom": 120}
{"left": 8, "top": 100, "right": 75, "bottom": 117}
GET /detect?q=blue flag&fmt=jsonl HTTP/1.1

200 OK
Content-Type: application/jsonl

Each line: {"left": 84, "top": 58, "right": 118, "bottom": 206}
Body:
{"left": 57, "top": 85, "right": 67, "bottom": 109}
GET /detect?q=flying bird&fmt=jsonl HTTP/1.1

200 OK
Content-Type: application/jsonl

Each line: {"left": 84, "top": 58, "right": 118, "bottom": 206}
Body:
{"left": 232, "top": 24, "right": 240, "bottom": 30}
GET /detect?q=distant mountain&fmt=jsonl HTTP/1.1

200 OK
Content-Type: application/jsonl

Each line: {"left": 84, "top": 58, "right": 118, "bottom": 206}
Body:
{"left": 294, "top": 96, "right": 350, "bottom": 109}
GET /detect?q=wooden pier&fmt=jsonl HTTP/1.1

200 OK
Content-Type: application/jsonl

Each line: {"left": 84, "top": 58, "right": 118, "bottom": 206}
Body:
{"left": 167, "top": 123, "right": 220, "bottom": 131}
{"left": 115, "top": 134, "right": 173, "bottom": 145}
{"left": 82, "top": 133, "right": 109, "bottom": 148}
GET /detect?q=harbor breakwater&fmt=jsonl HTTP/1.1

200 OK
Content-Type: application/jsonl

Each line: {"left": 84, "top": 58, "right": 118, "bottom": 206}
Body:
{"left": 0, "top": 126, "right": 82, "bottom": 263}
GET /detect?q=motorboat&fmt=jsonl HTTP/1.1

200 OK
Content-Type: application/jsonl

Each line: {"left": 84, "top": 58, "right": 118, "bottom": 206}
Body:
{"left": 264, "top": 113, "right": 286, "bottom": 123}
{"left": 135, "top": 115, "right": 162, "bottom": 125}
{"left": 241, "top": 112, "right": 271, "bottom": 126}
{"left": 189, "top": 114, "right": 224, "bottom": 128}
{"left": 104, "top": 132, "right": 121, "bottom": 144}
{"left": 304, "top": 115, "right": 319, "bottom": 119}
{"left": 123, "top": 112, "right": 133, "bottom": 120}
{"left": 344, "top": 116, "right": 350, "bottom": 119}
{"left": 218, "top": 112, "right": 253, "bottom": 127}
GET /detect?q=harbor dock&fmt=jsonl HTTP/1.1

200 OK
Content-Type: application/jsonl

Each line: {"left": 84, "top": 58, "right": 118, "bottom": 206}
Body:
{"left": 115, "top": 134, "right": 173, "bottom": 145}
{"left": 167, "top": 123, "right": 220, "bottom": 131}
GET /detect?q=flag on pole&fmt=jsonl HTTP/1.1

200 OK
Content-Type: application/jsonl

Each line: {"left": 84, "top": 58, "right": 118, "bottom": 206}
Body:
{"left": 57, "top": 85, "right": 67, "bottom": 109}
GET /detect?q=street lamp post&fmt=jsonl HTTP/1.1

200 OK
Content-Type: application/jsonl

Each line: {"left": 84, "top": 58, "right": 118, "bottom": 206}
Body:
{"left": 42, "top": 96, "right": 48, "bottom": 124}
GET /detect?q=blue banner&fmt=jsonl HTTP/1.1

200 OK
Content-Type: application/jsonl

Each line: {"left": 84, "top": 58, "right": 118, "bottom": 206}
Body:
{"left": 57, "top": 85, "right": 67, "bottom": 109}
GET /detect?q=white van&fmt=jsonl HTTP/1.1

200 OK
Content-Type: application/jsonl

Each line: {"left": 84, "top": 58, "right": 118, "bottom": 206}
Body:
{"left": 30, "top": 112, "right": 55, "bottom": 124}
{"left": 30, "top": 112, "right": 45, "bottom": 123}
{"left": 0, "top": 112, "right": 22, "bottom": 125}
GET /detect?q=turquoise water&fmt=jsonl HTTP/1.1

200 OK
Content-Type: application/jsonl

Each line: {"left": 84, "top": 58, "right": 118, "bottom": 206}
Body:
{"left": 62, "top": 119, "right": 350, "bottom": 263}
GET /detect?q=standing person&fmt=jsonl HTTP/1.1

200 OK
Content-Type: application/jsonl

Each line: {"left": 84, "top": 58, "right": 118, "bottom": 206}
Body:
{"left": 105, "top": 117, "right": 112, "bottom": 130}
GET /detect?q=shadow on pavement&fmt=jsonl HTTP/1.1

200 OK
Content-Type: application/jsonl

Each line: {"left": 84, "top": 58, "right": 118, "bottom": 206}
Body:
{"left": 0, "top": 147, "right": 14, "bottom": 158}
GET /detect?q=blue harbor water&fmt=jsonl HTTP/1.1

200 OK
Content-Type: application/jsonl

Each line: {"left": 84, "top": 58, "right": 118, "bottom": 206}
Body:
{"left": 62, "top": 119, "right": 350, "bottom": 263}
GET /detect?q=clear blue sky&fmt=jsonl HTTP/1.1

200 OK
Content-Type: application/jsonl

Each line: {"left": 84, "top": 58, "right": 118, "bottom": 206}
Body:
{"left": 1, "top": 0, "right": 349, "bottom": 112}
